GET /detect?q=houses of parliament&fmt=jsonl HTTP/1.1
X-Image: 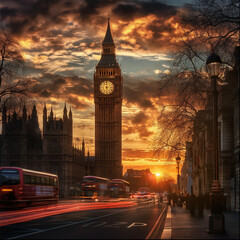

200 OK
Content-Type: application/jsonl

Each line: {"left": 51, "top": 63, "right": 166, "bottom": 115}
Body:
{"left": 0, "top": 18, "right": 123, "bottom": 197}
{"left": 0, "top": 104, "right": 93, "bottom": 197}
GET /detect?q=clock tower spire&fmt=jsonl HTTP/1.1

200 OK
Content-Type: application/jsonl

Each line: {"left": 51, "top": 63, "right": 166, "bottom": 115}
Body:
{"left": 94, "top": 18, "right": 123, "bottom": 179}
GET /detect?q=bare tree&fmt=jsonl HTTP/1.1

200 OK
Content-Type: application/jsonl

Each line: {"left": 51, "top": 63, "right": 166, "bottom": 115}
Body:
{"left": 0, "top": 29, "right": 24, "bottom": 86}
{"left": 0, "top": 28, "right": 30, "bottom": 134}
{"left": 183, "top": 0, "right": 239, "bottom": 48}
{"left": 154, "top": 0, "right": 239, "bottom": 159}
{"left": 153, "top": 58, "right": 209, "bottom": 159}
{"left": 158, "top": 175, "right": 175, "bottom": 192}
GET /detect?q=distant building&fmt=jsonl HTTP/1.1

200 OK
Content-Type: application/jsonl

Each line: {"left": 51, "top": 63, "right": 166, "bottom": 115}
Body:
{"left": 0, "top": 104, "right": 89, "bottom": 198}
{"left": 124, "top": 168, "right": 156, "bottom": 192}
{"left": 191, "top": 109, "right": 214, "bottom": 197}
{"left": 180, "top": 141, "right": 193, "bottom": 194}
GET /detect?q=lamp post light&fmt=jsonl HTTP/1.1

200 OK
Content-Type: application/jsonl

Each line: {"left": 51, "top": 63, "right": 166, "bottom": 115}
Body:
{"left": 206, "top": 51, "right": 225, "bottom": 234}
{"left": 176, "top": 155, "right": 181, "bottom": 192}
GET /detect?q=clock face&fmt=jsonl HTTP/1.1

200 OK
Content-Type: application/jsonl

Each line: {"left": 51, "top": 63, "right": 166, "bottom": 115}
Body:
{"left": 100, "top": 81, "right": 114, "bottom": 94}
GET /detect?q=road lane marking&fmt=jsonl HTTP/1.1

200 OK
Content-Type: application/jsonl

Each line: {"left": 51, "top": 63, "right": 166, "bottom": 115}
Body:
{"left": 104, "top": 222, "right": 128, "bottom": 228}
{"left": 82, "top": 221, "right": 107, "bottom": 227}
{"left": 127, "top": 222, "right": 147, "bottom": 228}
{"left": 10, "top": 226, "right": 43, "bottom": 232}
{"left": 8, "top": 207, "right": 139, "bottom": 240}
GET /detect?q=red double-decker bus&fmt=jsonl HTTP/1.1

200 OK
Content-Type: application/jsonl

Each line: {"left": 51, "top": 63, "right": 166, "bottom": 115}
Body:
{"left": 0, "top": 167, "right": 59, "bottom": 207}
{"left": 110, "top": 179, "right": 130, "bottom": 198}
{"left": 81, "top": 176, "right": 110, "bottom": 199}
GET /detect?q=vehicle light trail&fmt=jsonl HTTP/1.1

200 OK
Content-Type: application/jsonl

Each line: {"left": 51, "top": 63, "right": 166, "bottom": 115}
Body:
{"left": 0, "top": 200, "right": 137, "bottom": 227}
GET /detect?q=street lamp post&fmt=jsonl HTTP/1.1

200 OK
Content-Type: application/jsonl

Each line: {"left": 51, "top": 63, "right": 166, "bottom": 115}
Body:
{"left": 176, "top": 155, "right": 181, "bottom": 192}
{"left": 206, "top": 52, "right": 225, "bottom": 233}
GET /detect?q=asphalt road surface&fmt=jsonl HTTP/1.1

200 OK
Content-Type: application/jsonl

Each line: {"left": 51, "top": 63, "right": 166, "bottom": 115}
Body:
{"left": 0, "top": 200, "right": 165, "bottom": 239}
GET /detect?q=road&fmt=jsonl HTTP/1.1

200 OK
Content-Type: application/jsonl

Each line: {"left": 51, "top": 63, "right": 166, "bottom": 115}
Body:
{"left": 0, "top": 199, "right": 166, "bottom": 239}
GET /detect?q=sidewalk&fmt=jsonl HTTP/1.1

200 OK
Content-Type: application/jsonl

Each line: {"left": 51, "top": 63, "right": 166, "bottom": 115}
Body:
{"left": 161, "top": 205, "right": 239, "bottom": 239}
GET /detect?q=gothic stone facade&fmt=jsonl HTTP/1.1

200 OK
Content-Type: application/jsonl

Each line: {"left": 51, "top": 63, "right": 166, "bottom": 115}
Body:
{"left": 0, "top": 104, "right": 87, "bottom": 198}
{"left": 191, "top": 109, "right": 214, "bottom": 197}
{"left": 94, "top": 19, "right": 123, "bottom": 179}
{"left": 1, "top": 105, "right": 42, "bottom": 170}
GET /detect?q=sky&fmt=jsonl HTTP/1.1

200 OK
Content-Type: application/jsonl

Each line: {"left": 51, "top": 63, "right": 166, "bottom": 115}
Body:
{"left": 0, "top": 0, "right": 192, "bottom": 178}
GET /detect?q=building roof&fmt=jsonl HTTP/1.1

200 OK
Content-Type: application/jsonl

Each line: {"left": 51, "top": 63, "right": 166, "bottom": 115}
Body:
{"left": 102, "top": 18, "right": 114, "bottom": 45}
{"left": 96, "top": 54, "right": 119, "bottom": 68}
{"left": 96, "top": 18, "right": 119, "bottom": 69}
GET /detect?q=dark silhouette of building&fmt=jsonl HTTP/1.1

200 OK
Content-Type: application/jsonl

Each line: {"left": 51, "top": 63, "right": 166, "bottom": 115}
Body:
{"left": 94, "top": 18, "right": 123, "bottom": 179}
{"left": 182, "top": 46, "right": 240, "bottom": 212}
{"left": 0, "top": 104, "right": 87, "bottom": 198}
{"left": 124, "top": 169, "right": 156, "bottom": 192}
{"left": 218, "top": 46, "right": 239, "bottom": 211}
{"left": 191, "top": 109, "right": 214, "bottom": 197}
{"left": 42, "top": 104, "right": 86, "bottom": 197}
{"left": 232, "top": 46, "right": 239, "bottom": 212}
{"left": 1, "top": 105, "right": 42, "bottom": 170}
{"left": 180, "top": 141, "right": 193, "bottom": 194}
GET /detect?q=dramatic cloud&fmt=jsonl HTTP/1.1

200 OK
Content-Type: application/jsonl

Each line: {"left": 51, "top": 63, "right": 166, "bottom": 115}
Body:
{"left": 112, "top": 2, "right": 177, "bottom": 21}
{"left": 122, "top": 110, "right": 155, "bottom": 139}
{"left": 2, "top": 0, "right": 182, "bottom": 55}
{"left": 30, "top": 73, "right": 93, "bottom": 109}
{"left": 123, "top": 78, "right": 160, "bottom": 109}
{"left": 132, "top": 111, "right": 147, "bottom": 124}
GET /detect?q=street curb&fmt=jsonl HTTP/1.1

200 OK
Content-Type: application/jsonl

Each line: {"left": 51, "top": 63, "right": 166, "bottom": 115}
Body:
{"left": 145, "top": 204, "right": 168, "bottom": 239}
{"left": 161, "top": 205, "right": 172, "bottom": 239}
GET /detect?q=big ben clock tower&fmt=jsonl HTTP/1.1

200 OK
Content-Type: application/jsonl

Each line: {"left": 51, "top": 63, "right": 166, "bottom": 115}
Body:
{"left": 94, "top": 18, "right": 123, "bottom": 179}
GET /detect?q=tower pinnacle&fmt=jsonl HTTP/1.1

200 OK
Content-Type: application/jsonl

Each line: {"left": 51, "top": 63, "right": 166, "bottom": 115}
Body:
{"left": 96, "top": 18, "right": 118, "bottom": 68}
{"left": 69, "top": 106, "right": 72, "bottom": 119}
{"left": 63, "top": 102, "right": 68, "bottom": 119}
{"left": 43, "top": 103, "right": 47, "bottom": 114}
{"left": 102, "top": 17, "right": 114, "bottom": 46}
{"left": 50, "top": 106, "right": 53, "bottom": 119}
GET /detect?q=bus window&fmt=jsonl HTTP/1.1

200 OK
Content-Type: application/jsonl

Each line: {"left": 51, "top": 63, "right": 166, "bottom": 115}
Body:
{"left": 41, "top": 177, "right": 46, "bottom": 186}
{"left": 36, "top": 176, "right": 41, "bottom": 185}
{"left": 0, "top": 169, "right": 20, "bottom": 186}
{"left": 83, "top": 178, "right": 97, "bottom": 183}
{"left": 30, "top": 175, "right": 36, "bottom": 185}
{"left": 45, "top": 177, "right": 49, "bottom": 186}
{"left": 24, "top": 175, "right": 31, "bottom": 184}
{"left": 49, "top": 178, "right": 53, "bottom": 186}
